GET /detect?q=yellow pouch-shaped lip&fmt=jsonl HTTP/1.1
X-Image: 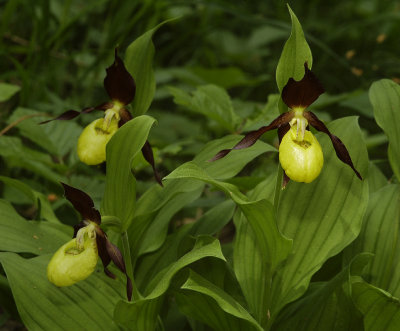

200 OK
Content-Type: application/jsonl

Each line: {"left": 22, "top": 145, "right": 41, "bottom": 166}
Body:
{"left": 77, "top": 118, "right": 118, "bottom": 165}
{"left": 279, "top": 126, "right": 324, "bottom": 183}
{"left": 47, "top": 236, "right": 98, "bottom": 287}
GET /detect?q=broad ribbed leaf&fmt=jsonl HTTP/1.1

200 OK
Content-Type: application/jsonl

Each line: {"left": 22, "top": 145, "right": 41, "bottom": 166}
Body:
{"left": 276, "top": 5, "right": 312, "bottom": 113}
{"left": 369, "top": 79, "right": 400, "bottom": 180}
{"left": 344, "top": 184, "right": 400, "bottom": 297}
{"left": 164, "top": 162, "right": 292, "bottom": 272}
{"left": 0, "top": 200, "right": 70, "bottom": 255}
{"left": 0, "top": 253, "right": 125, "bottom": 331}
{"left": 352, "top": 280, "right": 400, "bottom": 331}
{"left": 270, "top": 117, "right": 368, "bottom": 318}
{"left": 114, "top": 237, "right": 226, "bottom": 330}
{"left": 272, "top": 253, "right": 372, "bottom": 331}
{"left": 102, "top": 115, "right": 156, "bottom": 231}
{"left": 178, "top": 270, "right": 263, "bottom": 331}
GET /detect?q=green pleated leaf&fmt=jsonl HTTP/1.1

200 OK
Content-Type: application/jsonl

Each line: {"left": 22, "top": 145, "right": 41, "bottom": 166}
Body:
{"left": 270, "top": 117, "right": 368, "bottom": 317}
{"left": 114, "top": 237, "right": 226, "bottom": 330}
{"left": 344, "top": 184, "right": 400, "bottom": 297}
{"left": 0, "top": 253, "right": 126, "bottom": 331}
{"left": 276, "top": 4, "right": 312, "bottom": 113}
{"left": 178, "top": 270, "right": 263, "bottom": 331}
{"left": 125, "top": 20, "right": 173, "bottom": 117}
{"left": 0, "top": 82, "right": 20, "bottom": 102}
{"left": 272, "top": 253, "right": 372, "bottom": 331}
{"left": 369, "top": 79, "right": 400, "bottom": 180}
{"left": 0, "top": 200, "right": 70, "bottom": 255}
{"left": 135, "top": 201, "right": 235, "bottom": 291}
{"left": 164, "top": 162, "right": 292, "bottom": 273}
{"left": 102, "top": 115, "right": 156, "bottom": 231}
{"left": 352, "top": 280, "right": 400, "bottom": 331}
{"left": 169, "top": 84, "right": 240, "bottom": 132}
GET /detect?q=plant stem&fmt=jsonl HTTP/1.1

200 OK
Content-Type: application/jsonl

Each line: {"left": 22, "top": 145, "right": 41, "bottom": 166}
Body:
{"left": 273, "top": 164, "right": 283, "bottom": 215}
{"left": 121, "top": 231, "right": 140, "bottom": 301}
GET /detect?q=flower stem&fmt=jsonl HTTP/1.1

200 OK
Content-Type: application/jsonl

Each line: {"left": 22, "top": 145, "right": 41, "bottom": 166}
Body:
{"left": 273, "top": 164, "right": 283, "bottom": 215}
{"left": 121, "top": 231, "right": 140, "bottom": 301}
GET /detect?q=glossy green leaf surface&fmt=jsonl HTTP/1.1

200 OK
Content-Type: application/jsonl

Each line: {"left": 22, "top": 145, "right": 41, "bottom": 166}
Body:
{"left": 102, "top": 115, "right": 156, "bottom": 231}
{"left": 114, "top": 237, "right": 226, "bottom": 330}
{"left": 179, "top": 270, "right": 263, "bottom": 331}
{"left": 270, "top": 117, "right": 368, "bottom": 318}
{"left": 0, "top": 200, "right": 70, "bottom": 255}
{"left": 352, "top": 280, "right": 400, "bottom": 331}
{"left": 344, "top": 184, "right": 400, "bottom": 297}
{"left": 369, "top": 79, "right": 400, "bottom": 180}
{"left": 0, "top": 253, "right": 125, "bottom": 331}
{"left": 125, "top": 20, "right": 171, "bottom": 117}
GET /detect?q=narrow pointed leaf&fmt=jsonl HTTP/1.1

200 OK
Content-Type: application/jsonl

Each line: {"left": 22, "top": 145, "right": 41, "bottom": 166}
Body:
{"left": 369, "top": 79, "right": 400, "bottom": 180}
{"left": 61, "top": 183, "right": 101, "bottom": 224}
{"left": 102, "top": 115, "right": 156, "bottom": 231}
{"left": 104, "top": 50, "right": 136, "bottom": 105}
{"left": 125, "top": 20, "right": 174, "bottom": 117}
{"left": 210, "top": 111, "right": 293, "bottom": 161}
{"left": 179, "top": 270, "right": 264, "bottom": 331}
{"left": 276, "top": 5, "right": 312, "bottom": 113}
{"left": 304, "top": 111, "right": 362, "bottom": 179}
{"left": 281, "top": 63, "right": 324, "bottom": 109}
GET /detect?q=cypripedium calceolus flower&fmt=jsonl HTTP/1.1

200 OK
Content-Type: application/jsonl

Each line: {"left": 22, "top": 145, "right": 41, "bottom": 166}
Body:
{"left": 211, "top": 63, "right": 362, "bottom": 185}
{"left": 41, "top": 49, "right": 161, "bottom": 185}
{"left": 47, "top": 183, "right": 133, "bottom": 301}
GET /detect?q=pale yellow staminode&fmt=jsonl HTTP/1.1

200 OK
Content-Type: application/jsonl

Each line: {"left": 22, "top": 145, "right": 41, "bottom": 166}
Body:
{"left": 279, "top": 124, "right": 324, "bottom": 183}
{"left": 47, "top": 224, "right": 98, "bottom": 287}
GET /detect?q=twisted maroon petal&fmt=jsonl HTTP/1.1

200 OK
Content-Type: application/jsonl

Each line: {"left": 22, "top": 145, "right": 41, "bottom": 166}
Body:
{"left": 303, "top": 111, "right": 362, "bottom": 180}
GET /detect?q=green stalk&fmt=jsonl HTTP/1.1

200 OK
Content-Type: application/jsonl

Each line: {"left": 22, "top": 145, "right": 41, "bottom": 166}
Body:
{"left": 121, "top": 231, "right": 141, "bottom": 301}
{"left": 273, "top": 165, "right": 284, "bottom": 215}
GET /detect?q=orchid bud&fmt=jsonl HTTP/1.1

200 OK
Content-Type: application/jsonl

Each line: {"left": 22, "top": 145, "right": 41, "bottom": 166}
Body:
{"left": 77, "top": 116, "right": 118, "bottom": 165}
{"left": 279, "top": 125, "right": 324, "bottom": 183}
{"left": 47, "top": 232, "right": 98, "bottom": 287}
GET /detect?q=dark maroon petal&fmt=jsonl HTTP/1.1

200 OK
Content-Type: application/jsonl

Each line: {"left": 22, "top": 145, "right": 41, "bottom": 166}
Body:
{"left": 126, "top": 276, "right": 133, "bottom": 301}
{"left": 104, "top": 49, "right": 136, "bottom": 105}
{"left": 282, "top": 63, "right": 325, "bottom": 109}
{"left": 118, "top": 108, "right": 133, "bottom": 127}
{"left": 104, "top": 267, "right": 117, "bottom": 279}
{"left": 277, "top": 123, "right": 291, "bottom": 143}
{"left": 105, "top": 239, "right": 126, "bottom": 273}
{"left": 61, "top": 183, "right": 101, "bottom": 224}
{"left": 304, "top": 111, "right": 362, "bottom": 180}
{"left": 282, "top": 171, "right": 290, "bottom": 189}
{"left": 210, "top": 111, "right": 294, "bottom": 161}
{"left": 40, "top": 110, "right": 82, "bottom": 124}
{"left": 141, "top": 140, "right": 163, "bottom": 186}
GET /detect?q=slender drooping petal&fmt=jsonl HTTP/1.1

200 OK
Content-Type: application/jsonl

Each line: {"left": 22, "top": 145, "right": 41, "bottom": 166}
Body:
{"left": 141, "top": 141, "right": 163, "bottom": 186}
{"left": 104, "top": 49, "right": 136, "bottom": 105}
{"left": 282, "top": 63, "right": 325, "bottom": 109}
{"left": 303, "top": 111, "right": 362, "bottom": 179}
{"left": 210, "top": 111, "right": 295, "bottom": 161}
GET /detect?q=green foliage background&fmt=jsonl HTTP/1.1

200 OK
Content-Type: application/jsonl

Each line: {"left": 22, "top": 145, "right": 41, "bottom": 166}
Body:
{"left": 1, "top": 0, "right": 400, "bottom": 330}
